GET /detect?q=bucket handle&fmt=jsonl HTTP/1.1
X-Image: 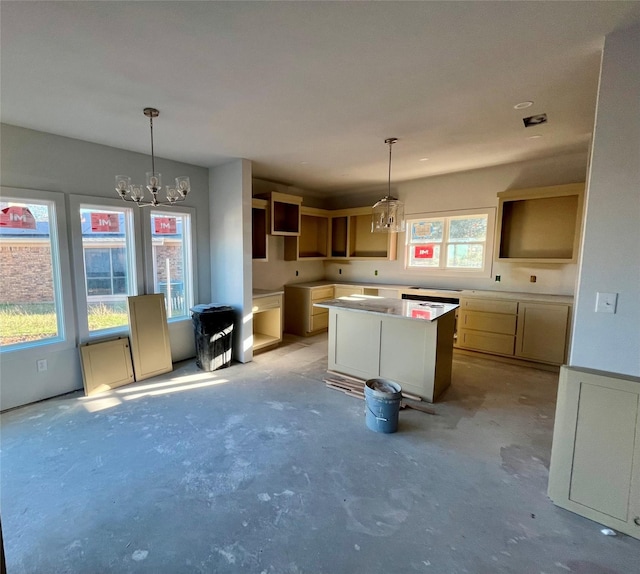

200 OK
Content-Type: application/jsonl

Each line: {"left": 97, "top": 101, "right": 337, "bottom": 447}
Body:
{"left": 366, "top": 404, "right": 388, "bottom": 422}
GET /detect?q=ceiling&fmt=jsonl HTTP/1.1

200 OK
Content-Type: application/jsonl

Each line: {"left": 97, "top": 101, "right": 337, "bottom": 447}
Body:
{"left": 2, "top": 1, "right": 640, "bottom": 196}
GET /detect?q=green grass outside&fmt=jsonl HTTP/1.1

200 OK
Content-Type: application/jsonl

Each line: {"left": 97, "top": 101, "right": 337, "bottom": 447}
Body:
{"left": 0, "top": 303, "right": 128, "bottom": 345}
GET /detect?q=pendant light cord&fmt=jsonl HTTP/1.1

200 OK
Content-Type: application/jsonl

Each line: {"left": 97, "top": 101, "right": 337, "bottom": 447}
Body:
{"left": 388, "top": 140, "right": 392, "bottom": 198}
{"left": 149, "top": 114, "right": 155, "bottom": 177}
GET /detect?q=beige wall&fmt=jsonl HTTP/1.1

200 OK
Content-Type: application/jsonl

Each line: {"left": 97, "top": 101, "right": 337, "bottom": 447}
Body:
{"left": 253, "top": 151, "right": 588, "bottom": 296}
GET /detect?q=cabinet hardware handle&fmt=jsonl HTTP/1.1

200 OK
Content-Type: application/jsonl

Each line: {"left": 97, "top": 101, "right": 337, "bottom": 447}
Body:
{"left": 634, "top": 517, "right": 640, "bottom": 526}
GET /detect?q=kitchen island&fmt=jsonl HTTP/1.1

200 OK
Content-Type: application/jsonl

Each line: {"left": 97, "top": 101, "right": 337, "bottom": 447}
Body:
{"left": 314, "top": 296, "right": 458, "bottom": 402}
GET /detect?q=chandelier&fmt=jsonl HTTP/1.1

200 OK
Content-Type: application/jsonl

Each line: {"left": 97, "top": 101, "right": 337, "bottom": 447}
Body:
{"left": 115, "top": 108, "right": 190, "bottom": 207}
{"left": 372, "top": 137, "right": 405, "bottom": 233}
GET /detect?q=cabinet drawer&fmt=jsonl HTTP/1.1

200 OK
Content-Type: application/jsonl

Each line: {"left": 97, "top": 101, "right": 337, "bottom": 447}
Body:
{"left": 458, "top": 329, "right": 515, "bottom": 355}
{"left": 311, "top": 303, "right": 330, "bottom": 316}
{"left": 311, "top": 286, "right": 334, "bottom": 300}
{"left": 310, "top": 312, "right": 329, "bottom": 332}
{"left": 252, "top": 295, "right": 281, "bottom": 312}
{"left": 461, "top": 298, "right": 517, "bottom": 314}
{"left": 459, "top": 310, "right": 517, "bottom": 335}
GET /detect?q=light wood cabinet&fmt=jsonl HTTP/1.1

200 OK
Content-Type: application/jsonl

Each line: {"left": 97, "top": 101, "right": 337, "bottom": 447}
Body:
{"left": 329, "top": 207, "right": 397, "bottom": 260}
{"left": 252, "top": 292, "right": 283, "bottom": 352}
{"left": 548, "top": 367, "right": 640, "bottom": 540}
{"left": 252, "top": 198, "right": 268, "bottom": 261}
{"left": 515, "top": 302, "right": 569, "bottom": 364}
{"left": 457, "top": 296, "right": 571, "bottom": 365}
{"left": 458, "top": 298, "right": 517, "bottom": 356}
{"left": 496, "top": 183, "right": 584, "bottom": 263}
{"left": 334, "top": 285, "right": 364, "bottom": 298}
{"left": 284, "top": 207, "right": 331, "bottom": 261}
{"left": 257, "top": 191, "right": 302, "bottom": 236}
{"left": 284, "top": 284, "right": 334, "bottom": 336}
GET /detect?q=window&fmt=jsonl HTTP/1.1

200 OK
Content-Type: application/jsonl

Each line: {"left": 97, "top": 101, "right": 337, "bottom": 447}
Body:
{"left": 0, "top": 197, "right": 65, "bottom": 349}
{"left": 406, "top": 209, "right": 495, "bottom": 275}
{"left": 150, "top": 211, "right": 193, "bottom": 319}
{"left": 79, "top": 205, "right": 137, "bottom": 333}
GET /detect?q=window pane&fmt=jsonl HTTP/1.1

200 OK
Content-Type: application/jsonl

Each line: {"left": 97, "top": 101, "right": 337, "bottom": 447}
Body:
{"left": 80, "top": 206, "right": 134, "bottom": 333}
{"left": 447, "top": 243, "right": 484, "bottom": 268}
{"left": 408, "top": 244, "right": 441, "bottom": 267}
{"left": 151, "top": 212, "right": 191, "bottom": 319}
{"left": 449, "top": 216, "right": 487, "bottom": 242}
{"left": 0, "top": 199, "right": 63, "bottom": 348}
{"left": 410, "top": 220, "right": 443, "bottom": 243}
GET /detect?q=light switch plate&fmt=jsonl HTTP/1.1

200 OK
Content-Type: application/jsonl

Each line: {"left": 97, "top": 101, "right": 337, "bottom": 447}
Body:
{"left": 595, "top": 292, "right": 618, "bottom": 314}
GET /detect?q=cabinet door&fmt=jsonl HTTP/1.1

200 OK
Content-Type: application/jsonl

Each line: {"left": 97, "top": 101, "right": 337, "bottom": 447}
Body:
{"left": 127, "top": 294, "right": 172, "bottom": 381}
{"left": 549, "top": 367, "right": 640, "bottom": 540}
{"left": 570, "top": 382, "right": 638, "bottom": 521}
{"left": 516, "top": 303, "right": 569, "bottom": 364}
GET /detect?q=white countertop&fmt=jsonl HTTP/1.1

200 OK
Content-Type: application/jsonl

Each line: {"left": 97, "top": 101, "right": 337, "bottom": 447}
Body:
{"left": 253, "top": 289, "right": 284, "bottom": 298}
{"left": 282, "top": 281, "right": 573, "bottom": 304}
{"left": 314, "top": 296, "right": 458, "bottom": 322}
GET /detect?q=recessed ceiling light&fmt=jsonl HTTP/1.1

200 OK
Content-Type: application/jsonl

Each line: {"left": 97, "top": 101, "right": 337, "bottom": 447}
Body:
{"left": 419, "top": 157, "right": 429, "bottom": 162}
{"left": 514, "top": 101, "right": 534, "bottom": 110}
{"left": 527, "top": 134, "right": 543, "bottom": 139}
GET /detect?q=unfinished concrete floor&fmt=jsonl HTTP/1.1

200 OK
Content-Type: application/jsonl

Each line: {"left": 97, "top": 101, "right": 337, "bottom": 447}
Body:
{"left": 2, "top": 333, "right": 639, "bottom": 574}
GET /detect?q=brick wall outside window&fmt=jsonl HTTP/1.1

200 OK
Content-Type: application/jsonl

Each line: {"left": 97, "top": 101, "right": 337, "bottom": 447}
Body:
{"left": 0, "top": 245, "right": 54, "bottom": 304}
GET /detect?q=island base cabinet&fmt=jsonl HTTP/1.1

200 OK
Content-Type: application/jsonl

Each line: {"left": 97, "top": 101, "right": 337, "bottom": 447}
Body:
{"left": 548, "top": 367, "right": 640, "bottom": 540}
{"left": 328, "top": 308, "right": 455, "bottom": 402}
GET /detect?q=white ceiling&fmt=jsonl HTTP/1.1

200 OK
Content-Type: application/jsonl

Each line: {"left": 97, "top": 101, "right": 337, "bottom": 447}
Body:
{"left": 2, "top": 1, "right": 640, "bottom": 196}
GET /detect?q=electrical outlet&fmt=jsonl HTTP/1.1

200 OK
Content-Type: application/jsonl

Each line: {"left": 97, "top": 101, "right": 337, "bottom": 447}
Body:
{"left": 37, "top": 359, "right": 48, "bottom": 372}
{"left": 495, "top": 275, "right": 501, "bottom": 282}
{"left": 530, "top": 275, "right": 537, "bottom": 283}
{"left": 295, "top": 270, "right": 299, "bottom": 276}
{"left": 595, "top": 292, "right": 618, "bottom": 314}
{"left": 339, "top": 268, "right": 342, "bottom": 275}
{"left": 374, "top": 270, "right": 378, "bottom": 276}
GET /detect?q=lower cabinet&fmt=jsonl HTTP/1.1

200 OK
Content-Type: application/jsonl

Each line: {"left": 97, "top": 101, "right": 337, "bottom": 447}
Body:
{"left": 284, "top": 284, "right": 334, "bottom": 336}
{"left": 457, "top": 296, "right": 570, "bottom": 365}
{"left": 548, "top": 366, "right": 640, "bottom": 540}
{"left": 334, "top": 285, "right": 364, "bottom": 298}
{"left": 252, "top": 293, "right": 283, "bottom": 352}
{"left": 328, "top": 307, "right": 456, "bottom": 402}
{"left": 515, "top": 302, "right": 569, "bottom": 364}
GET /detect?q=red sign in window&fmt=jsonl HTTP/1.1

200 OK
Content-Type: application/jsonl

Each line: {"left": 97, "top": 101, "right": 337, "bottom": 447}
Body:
{"left": 91, "top": 212, "right": 120, "bottom": 232}
{"left": 0, "top": 206, "right": 37, "bottom": 229}
{"left": 414, "top": 244, "right": 434, "bottom": 259}
{"left": 154, "top": 217, "right": 177, "bottom": 234}
{"left": 411, "top": 308, "right": 432, "bottom": 320}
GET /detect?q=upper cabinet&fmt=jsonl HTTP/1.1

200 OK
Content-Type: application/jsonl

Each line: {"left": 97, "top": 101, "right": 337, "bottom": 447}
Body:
{"left": 496, "top": 183, "right": 584, "bottom": 263}
{"left": 284, "top": 207, "right": 331, "bottom": 261}
{"left": 259, "top": 191, "right": 302, "bottom": 236}
{"left": 252, "top": 198, "right": 269, "bottom": 261}
{"left": 329, "top": 207, "right": 397, "bottom": 261}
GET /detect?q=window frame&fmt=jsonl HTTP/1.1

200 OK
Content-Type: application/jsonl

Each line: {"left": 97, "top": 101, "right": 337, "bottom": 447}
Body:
{"left": 404, "top": 207, "right": 496, "bottom": 277}
{"left": 142, "top": 205, "right": 197, "bottom": 322}
{"left": 0, "top": 187, "right": 76, "bottom": 354}
{"left": 69, "top": 195, "right": 144, "bottom": 343}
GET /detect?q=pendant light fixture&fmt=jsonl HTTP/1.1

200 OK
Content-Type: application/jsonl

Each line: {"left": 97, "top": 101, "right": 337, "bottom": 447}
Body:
{"left": 115, "top": 108, "right": 191, "bottom": 207}
{"left": 372, "top": 137, "right": 405, "bottom": 232}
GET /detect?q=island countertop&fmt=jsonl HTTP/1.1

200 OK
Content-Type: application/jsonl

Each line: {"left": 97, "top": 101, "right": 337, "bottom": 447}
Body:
{"left": 314, "top": 296, "right": 458, "bottom": 322}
